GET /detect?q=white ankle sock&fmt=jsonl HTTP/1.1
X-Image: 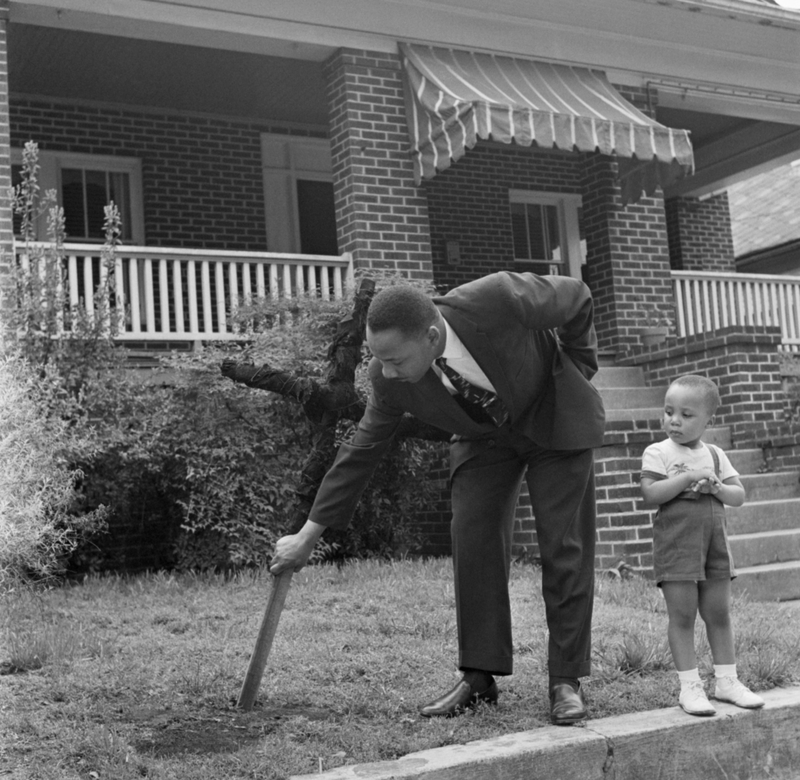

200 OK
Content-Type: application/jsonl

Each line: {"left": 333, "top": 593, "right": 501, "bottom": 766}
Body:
{"left": 677, "top": 668, "right": 701, "bottom": 688}
{"left": 714, "top": 664, "right": 737, "bottom": 679}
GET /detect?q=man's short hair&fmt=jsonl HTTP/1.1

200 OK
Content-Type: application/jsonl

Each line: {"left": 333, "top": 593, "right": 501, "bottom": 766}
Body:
{"left": 669, "top": 374, "right": 721, "bottom": 414}
{"left": 367, "top": 285, "right": 438, "bottom": 337}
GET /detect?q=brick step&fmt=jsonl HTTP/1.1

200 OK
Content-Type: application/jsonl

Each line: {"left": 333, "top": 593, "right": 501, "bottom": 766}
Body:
{"left": 733, "top": 561, "right": 800, "bottom": 602}
{"left": 729, "top": 528, "right": 800, "bottom": 568}
{"left": 727, "top": 497, "right": 800, "bottom": 536}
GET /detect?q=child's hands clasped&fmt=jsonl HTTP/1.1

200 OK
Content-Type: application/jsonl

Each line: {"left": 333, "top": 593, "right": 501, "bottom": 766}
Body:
{"left": 691, "top": 473, "right": 722, "bottom": 494}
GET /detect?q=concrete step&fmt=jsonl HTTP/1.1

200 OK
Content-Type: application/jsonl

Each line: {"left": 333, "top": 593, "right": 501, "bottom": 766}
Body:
{"left": 740, "top": 471, "right": 800, "bottom": 501}
{"left": 701, "top": 427, "right": 732, "bottom": 449}
{"left": 605, "top": 406, "right": 662, "bottom": 423}
{"left": 729, "top": 528, "right": 800, "bottom": 568}
{"left": 727, "top": 497, "right": 800, "bottom": 535}
{"left": 726, "top": 447, "right": 764, "bottom": 474}
{"left": 598, "top": 386, "right": 665, "bottom": 410}
{"left": 733, "top": 560, "right": 800, "bottom": 602}
{"left": 592, "top": 365, "right": 647, "bottom": 388}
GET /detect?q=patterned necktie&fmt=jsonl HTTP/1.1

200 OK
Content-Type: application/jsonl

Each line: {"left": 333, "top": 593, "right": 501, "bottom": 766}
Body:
{"left": 435, "top": 358, "right": 509, "bottom": 427}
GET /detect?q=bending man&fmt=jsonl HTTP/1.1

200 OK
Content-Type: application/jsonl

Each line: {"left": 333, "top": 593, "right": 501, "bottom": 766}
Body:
{"left": 269, "top": 271, "right": 605, "bottom": 725}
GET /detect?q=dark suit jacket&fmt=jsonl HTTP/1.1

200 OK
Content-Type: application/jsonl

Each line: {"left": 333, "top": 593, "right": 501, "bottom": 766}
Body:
{"left": 308, "top": 272, "right": 606, "bottom": 530}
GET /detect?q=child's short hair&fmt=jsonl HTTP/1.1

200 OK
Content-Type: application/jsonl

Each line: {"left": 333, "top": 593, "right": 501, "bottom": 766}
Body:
{"left": 669, "top": 374, "right": 721, "bottom": 414}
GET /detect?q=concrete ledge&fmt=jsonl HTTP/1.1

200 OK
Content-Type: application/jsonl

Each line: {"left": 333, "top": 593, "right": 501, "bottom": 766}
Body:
{"left": 291, "top": 686, "right": 800, "bottom": 780}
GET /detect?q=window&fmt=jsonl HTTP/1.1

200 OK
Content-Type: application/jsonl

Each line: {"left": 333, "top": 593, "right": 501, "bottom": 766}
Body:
{"left": 261, "top": 134, "right": 338, "bottom": 255}
{"left": 11, "top": 149, "right": 144, "bottom": 243}
{"left": 509, "top": 190, "right": 585, "bottom": 278}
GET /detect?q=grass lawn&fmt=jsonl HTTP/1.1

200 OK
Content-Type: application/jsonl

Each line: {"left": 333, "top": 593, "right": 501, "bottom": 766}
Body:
{"left": 2, "top": 559, "right": 799, "bottom": 779}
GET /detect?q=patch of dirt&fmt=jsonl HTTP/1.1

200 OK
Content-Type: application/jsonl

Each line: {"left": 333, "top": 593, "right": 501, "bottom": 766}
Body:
{"left": 128, "top": 703, "right": 331, "bottom": 757}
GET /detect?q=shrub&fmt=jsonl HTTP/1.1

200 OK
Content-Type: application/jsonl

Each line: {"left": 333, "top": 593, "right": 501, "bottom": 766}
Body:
{"left": 0, "top": 352, "right": 108, "bottom": 591}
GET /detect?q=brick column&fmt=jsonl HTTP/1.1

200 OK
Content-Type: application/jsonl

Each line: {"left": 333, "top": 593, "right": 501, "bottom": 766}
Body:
{"left": 0, "top": 0, "right": 12, "bottom": 317}
{"left": 665, "top": 193, "right": 736, "bottom": 272}
{"left": 581, "top": 154, "right": 674, "bottom": 353}
{"left": 324, "top": 48, "right": 433, "bottom": 280}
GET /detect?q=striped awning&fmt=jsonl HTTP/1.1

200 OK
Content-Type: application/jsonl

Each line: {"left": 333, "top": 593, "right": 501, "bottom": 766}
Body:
{"left": 400, "top": 43, "right": 695, "bottom": 205}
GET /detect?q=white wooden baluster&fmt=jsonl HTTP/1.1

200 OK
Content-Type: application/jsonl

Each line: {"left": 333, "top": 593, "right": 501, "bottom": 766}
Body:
{"left": 333, "top": 266, "right": 343, "bottom": 301}
{"left": 98, "top": 254, "right": 109, "bottom": 335}
{"left": 114, "top": 256, "right": 125, "bottom": 335}
{"left": 228, "top": 261, "right": 239, "bottom": 334}
{"left": 320, "top": 265, "right": 330, "bottom": 301}
{"left": 282, "top": 265, "right": 292, "bottom": 299}
{"left": 674, "top": 278, "right": 686, "bottom": 337}
{"left": 201, "top": 260, "right": 213, "bottom": 337}
{"left": 242, "top": 262, "right": 252, "bottom": 306}
{"left": 793, "top": 285, "right": 800, "bottom": 350}
{"left": 129, "top": 257, "right": 141, "bottom": 335}
{"left": 83, "top": 255, "right": 95, "bottom": 317}
{"left": 159, "top": 259, "right": 170, "bottom": 335}
{"left": 295, "top": 264, "right": 305, "bottom": 298}
{"left": 144, "top": 258, "right": 156, "bottom": 333}
{"left": 187, "top": 260, "right": 198, "bottom": 338}
{"left": 308, "top": 265, "right": 317, "bottom": 299}
{"left": 215, "top": 260, "right": 227, "bottom": 334}
{"left": 769, "top": 282, "right": 779, "bottom": 330}
{"left": 256, "top": 263, "right": 266, "bottom": 301}
{"left": 173, "top": 259, "right": 184, "bottom": 335}
{"left": 269, "top": 264, "right": 278, "bottom": 300}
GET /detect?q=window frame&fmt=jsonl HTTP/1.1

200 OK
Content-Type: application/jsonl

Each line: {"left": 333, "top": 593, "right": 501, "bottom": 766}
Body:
{"left": 508, "top": 190, "right": 584, "bottom": 279}
{"left": 260, "top": 133, "right": 336, "bottom": 255}
{"left": 11, "top": 148, "right": 145, "bottom": 244}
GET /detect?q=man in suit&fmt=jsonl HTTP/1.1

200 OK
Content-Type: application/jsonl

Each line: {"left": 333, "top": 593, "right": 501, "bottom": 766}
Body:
{"left": 269, "top": 271, "right": 605, "bottom": 724}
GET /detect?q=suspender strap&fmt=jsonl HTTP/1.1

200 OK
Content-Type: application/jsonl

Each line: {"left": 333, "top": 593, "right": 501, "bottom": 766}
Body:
{"left": 708, "top": 444, "right": 720, "bottom": 478}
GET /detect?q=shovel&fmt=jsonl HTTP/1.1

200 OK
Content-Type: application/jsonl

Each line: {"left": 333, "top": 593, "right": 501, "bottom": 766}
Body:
{"left": 237, "top": 569, "right": 294, "bottom": 710}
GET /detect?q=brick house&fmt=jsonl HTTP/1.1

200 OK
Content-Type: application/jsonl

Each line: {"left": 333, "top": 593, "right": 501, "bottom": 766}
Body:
{"left": 1, "top": 1, "right": 800, "bottom": 591}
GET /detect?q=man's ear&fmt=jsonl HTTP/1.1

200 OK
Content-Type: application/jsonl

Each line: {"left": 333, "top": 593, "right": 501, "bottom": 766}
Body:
{"left": 426, "top": 324, "right": 443, "bottom": 348}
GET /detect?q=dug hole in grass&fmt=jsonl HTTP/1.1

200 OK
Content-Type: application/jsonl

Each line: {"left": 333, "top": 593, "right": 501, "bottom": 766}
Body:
{"left": 2, "top": 559, "right": 799, "bottom": 780}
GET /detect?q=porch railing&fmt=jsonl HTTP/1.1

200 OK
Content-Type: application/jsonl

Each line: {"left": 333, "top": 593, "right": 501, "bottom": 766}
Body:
{"left": 672, "top": 270, "right": 800, "bottom": 352}
{"left": 15, "top": 242, "right": 355, "bottom": 341}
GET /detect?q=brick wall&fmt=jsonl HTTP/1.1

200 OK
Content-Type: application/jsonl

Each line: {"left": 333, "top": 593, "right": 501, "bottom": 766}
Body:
{"left": 423, "top": 142, "right": 582, "bottom": 289}
{"left": 625, "top": 326, "right": 785, "bottom": 442}
{"left": 10, "top": 96, "right": 326, "bottom": 250}
{"left": 324, "top": 49, "right": 433, "bottom": 279}
{"left": 581, "top": 154, "right": 674, "bottom": 353}
{"left": 665, "top": 193, "right": 736, "bottom": 272}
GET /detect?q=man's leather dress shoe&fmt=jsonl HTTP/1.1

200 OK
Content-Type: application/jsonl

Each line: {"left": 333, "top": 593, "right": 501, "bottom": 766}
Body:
{"left": 419, "top": 679, "right": 499, "bottom": 717}
{"left": 549, "top": 682, "right": 588, "bottom": 725}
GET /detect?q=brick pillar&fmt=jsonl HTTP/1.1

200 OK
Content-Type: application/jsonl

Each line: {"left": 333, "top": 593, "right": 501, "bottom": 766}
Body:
{"left": 665, "top": 193, "right": 736, "bottom": 272}
{"left": 324, "top": 48, "right": 433, "bottom": 280}
{"left": 0, "top": 0, "right": 11, "bottom": 316}
{"left": 581, "top": 154, "right": 674, "bottom": 353}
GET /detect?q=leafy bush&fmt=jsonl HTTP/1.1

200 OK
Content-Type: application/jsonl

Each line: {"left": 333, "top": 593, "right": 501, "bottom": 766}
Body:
{"left": 0, "top": 352, "right": 108, "bottom": 591}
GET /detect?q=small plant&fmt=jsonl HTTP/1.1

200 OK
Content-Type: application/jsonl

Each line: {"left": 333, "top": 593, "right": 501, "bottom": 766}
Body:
{"left": 636, "top": 306, "right": 674, "bottom": 330}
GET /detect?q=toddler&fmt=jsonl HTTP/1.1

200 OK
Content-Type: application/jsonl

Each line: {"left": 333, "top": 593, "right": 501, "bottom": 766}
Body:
{"left": 640, "top": 374, "right": 764, "bottom": 716}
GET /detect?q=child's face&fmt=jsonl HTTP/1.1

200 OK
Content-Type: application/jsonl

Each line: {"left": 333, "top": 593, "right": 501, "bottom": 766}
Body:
{"left": 662, "top": 384, "right": 714, "bottom": 447}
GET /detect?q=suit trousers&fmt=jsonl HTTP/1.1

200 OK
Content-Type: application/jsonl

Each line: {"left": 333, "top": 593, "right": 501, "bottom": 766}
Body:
{"left": 450, "top": 431, "right": 596, "bottom": 678}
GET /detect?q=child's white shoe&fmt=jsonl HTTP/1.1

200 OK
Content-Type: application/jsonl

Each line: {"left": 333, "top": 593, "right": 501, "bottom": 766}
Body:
{"left": 714, "top": 677, "right": 765, "bottom": 709}
{"left": 679, "top": 681, "right": 716, "bottom": 716}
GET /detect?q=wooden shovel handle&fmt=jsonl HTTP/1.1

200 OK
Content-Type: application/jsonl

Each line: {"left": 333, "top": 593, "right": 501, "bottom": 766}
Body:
{"left": 237, "top": 569, "right": 294, "bottom": 711}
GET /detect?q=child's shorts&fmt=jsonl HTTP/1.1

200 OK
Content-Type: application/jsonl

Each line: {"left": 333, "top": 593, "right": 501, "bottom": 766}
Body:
{"left": 652, "top": 493, "right": 736, "bottom": 585}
